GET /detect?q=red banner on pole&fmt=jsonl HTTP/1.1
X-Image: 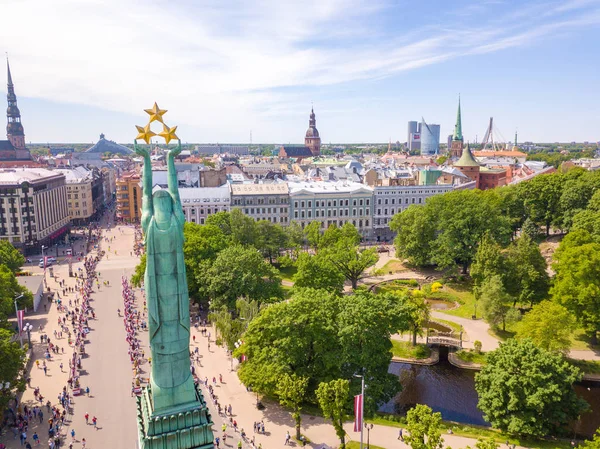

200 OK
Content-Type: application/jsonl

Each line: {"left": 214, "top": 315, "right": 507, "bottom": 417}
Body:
{"left": 353, "top": 394, "right": 363, "bottom": 432}
{"left": 17, "top": 309, "right": 24, "bottom": 335}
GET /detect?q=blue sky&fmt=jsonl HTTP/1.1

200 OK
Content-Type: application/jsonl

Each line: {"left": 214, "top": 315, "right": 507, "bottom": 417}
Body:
{"left": 1, "top": 0, "right": 599, "bottom": 144}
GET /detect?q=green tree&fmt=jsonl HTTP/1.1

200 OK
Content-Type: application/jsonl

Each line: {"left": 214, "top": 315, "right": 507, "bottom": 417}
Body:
{"left": 0, "top": 241, "right": 25, "bottom": 273}
{"left": 475, "top": 338, "right": 588, "bottom": 437}
{"left": 0, "top": 264, "right": 33, "bottom": 323}
{"left": 521, "top": 217, "right": 540, "bottom": 241}
{"left": 293, "top": 252, "right": 345, "bottom": 293}
{"left": 505, "top": 234, "right": 549, "bottom": 306}
{"left": 551, "top": 241, "right": 600, "bottom": 344}
{"left": 571, "top": 209, "right": 600, "bottom": 239}
{"left": 479, "top": 275, "right": 519, "bottom": 331}
{"left": 399, "top": 293, "right": 430, "bottom": 346}
{"left": 285, "top": 221, "right": 305, "bottom": 252}
{"left": 0, "top": 328, "right": 26, "bottom": 410}
{"left": 276, "top": 373, "right": 309, "bottom": 439}
{"left": 230, "top": 208, "right": 258, "bottom": 246}
{"left": 237, "top": 289, "right": 406, "bottom": 410}
{"left": 581, "top": 428, "right": 600, "bottom": 449}
{"left": 206, "top": 245, "right": 283, "bottom": 310}
{"left": 131, "top": 253, "right": 146, "bottom": 288}
{"left": 520, "top": 172, "right": 564, "bottom": 236}
{"left": 515, "top": 300, "right": 575, "bottom": 353}
{"left": 470, "top": 234, "right": 508, "bottom": 301}
{"left": 255, "top": 220, "right": 288, "bottom": 264}
{"left": 391, "top": 205, "right": 436, "bottom": 266}
{"left": 467, "top": 438, "right": 499, "bottom": 449}
{"left": 303, "top": 221, "right": 322, "bottom": 250}
{"left": 205, "top": 211, "right": 233, "bottom": 235}
{"left": 324, "top": 240, "right": 378, "bottom": 289}
{"left": 405, "top": 404, "right": 444, "bottom": 449}
{"left": 316, "top": 379, "right": 350, "bottom": 449}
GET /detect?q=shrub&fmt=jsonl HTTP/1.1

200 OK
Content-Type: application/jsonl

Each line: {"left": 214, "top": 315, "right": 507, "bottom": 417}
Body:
{"left": 474, "top": 341, "right": 482, "bottom": 354}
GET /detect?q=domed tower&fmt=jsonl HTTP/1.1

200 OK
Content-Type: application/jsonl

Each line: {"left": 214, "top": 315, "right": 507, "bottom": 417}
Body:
{"left": 305, "top": 107, "right": 321, "bottom": 156}
{"left": 6, "top": 59, "right": 26, "bottom": 151}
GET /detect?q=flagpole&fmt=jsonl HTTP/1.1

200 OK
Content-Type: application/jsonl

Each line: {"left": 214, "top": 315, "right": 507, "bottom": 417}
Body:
{"left": 14, "top": 294, "right": 24, "bottom": 348}
{"left": 360, "top": 375, "right": 364, "bottom": 449}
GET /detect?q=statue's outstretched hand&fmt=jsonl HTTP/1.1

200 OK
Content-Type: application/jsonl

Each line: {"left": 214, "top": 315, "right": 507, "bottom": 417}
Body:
{"left": 168, "top": 140, "right": 183, "bottom": 159}
{"left": 134, "top": 143, "right": 150, "bottom": 159}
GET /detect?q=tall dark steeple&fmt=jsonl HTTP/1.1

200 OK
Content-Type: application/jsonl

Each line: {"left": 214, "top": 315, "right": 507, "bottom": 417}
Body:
{"left": 6, "top": 58, "right": 26, "bottom": 151}
{"left": 450, "top": 95, "right": 464, "bottom": 159}
{"left": 305, "top": 106, "right": 321, "bottom": 156}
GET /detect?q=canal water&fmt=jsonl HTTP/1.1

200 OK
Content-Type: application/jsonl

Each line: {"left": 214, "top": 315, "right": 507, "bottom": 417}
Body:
{"left": 381, "top": 350, "right": 600, "bottom": 437}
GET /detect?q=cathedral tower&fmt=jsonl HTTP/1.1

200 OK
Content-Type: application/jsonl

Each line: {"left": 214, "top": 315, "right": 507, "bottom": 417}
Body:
{"left": 305, "top": 107, "right": 321, "bottom": 156}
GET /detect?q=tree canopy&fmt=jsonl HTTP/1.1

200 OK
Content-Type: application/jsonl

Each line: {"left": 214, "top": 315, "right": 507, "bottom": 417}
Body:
{"left": 515, "top": 300, "right": 575, "bottom": 353}
{"left": 237, "top": 288, "right": 407, "bottom": 413}
{"left": 475, "top": 338, "right": 588, "bottom": 437}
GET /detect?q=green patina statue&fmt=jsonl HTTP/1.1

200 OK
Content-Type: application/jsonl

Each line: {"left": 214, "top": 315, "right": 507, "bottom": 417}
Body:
{"left": 134, "top": 140, "right": 213, "bottom": 449}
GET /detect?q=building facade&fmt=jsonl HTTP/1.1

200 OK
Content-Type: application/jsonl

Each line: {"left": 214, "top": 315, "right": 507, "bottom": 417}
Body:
{"left": 407, "top": 121, "right": 421, "bottom": 152}
{"left": 230, "top": 183, "right": 289, "bottom": 224}
{"left": 55, "top": 167, "right": 95, "bottom": 225}
{"left": 0, "top": 168, "right": 70, "bottom": 251}
{"left": 288, "top": 181, "right": 373, "bottom": 236}
{"left": 180, "top": 185, "right": 230, "bottom": 224}
{"left": 373, "top": 183, "right": 453, "bottom": 241}
{"left": 116, "top": 171, "right": 142, "bottom": 223}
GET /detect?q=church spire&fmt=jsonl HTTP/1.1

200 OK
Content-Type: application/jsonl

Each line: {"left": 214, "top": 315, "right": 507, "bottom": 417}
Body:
{"left": 6, "top": 56, "right": 26, "bottom": 150}
{"left": 453, "top": 95, "right": 463, "bottom": 141}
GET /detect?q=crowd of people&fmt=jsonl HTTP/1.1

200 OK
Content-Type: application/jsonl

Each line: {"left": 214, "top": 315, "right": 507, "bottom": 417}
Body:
{"left": 120, "top": 277, "right": 148, "bottom": 396}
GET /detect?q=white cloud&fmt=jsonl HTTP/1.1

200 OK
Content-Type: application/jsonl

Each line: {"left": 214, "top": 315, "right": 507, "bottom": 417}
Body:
{"left": 0, "top": 0, "right": 598, "bottom": 141}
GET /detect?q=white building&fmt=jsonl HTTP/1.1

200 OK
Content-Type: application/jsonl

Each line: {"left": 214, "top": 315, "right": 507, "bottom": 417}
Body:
{"left": 288, "top": 180, "right": 374, "bottom": 236}
{"left": 179, "top": 184, "right": 231, "bottom": 224}
{"left": 55, "top": 167, "right": 95, "bottom": 224}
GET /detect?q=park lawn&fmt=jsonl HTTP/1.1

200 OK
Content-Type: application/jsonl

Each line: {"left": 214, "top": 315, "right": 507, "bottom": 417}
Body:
{"left": 366, "top": 415, "right": 573, "bottom": 449}
{"left": 454, "top": 349, "right": 487, "bottom": 365}
{"left": 346, "top": 442, "right": 386, "bottom": 449}
{"left": 569, "top": 327, "right": 598, "bottom": 351}
{"left": 379, "top": 259, "right": 407, "bottom": 274}
{"left": 278, "top": 265, "right": 297, "bottom": 282}
{"left": 435, "top": 283, "right": 477, "bottom": 319}
{"left": 390, "top": 340, "right": 431, "bottom": 359}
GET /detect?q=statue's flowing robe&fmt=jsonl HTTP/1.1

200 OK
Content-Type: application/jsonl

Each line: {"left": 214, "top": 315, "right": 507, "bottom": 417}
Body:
{"left": 144, "top": 211, "right": 196, "bottom": 413}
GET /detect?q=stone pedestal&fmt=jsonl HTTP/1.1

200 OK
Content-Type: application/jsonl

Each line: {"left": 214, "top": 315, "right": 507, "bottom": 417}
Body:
{"left": 136, "top": 383, "right": 214, "bottom": 449}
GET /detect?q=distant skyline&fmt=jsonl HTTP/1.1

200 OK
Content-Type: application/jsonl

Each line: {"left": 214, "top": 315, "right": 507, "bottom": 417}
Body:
{"left": 1, "top": 0, "right": 600, "bottom": 144}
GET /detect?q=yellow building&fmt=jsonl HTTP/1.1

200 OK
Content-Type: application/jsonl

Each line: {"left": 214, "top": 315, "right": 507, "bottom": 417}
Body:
{"left": 116, "top": 171, "right": 142, "bottom": 223}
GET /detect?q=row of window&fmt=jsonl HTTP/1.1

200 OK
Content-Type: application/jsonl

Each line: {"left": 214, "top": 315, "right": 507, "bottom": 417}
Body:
{"left": 183, "top": 207, "right": 229, "bottom": 216}
{"left": 242, "top": 207, "right": 287, "bottom": 215}
{"left": 232, "top": 197, "right": 288, "bottom": 206}
{"left": 293, "top": 198, "right": 370, "bottom": 208}
{"left": 376, "top": 199, "right": 421, "bottom": 212}
{"left": 376, "top": 189, "right": 450, "bottom": 195}
{"left": 294, "top": 208, "right": 369, "bottom": 219}
{"left": 299, "top": 219, "right": 370, "bottom": 229}
{"left": 191, "top": 216, "right": 288, "bottom": 225}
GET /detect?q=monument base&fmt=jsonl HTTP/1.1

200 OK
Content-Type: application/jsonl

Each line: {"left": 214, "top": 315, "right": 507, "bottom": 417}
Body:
{"left": 136, "top": 383, "right": 214, "bottom": 449}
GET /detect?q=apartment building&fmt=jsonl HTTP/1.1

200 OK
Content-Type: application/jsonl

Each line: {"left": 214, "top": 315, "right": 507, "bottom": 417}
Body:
{"left": 230, "top": 183, "right": 289, "bottom": 224}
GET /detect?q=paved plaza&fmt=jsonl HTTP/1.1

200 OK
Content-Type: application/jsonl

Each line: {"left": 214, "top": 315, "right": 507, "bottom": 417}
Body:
{"left": 2, "top": 212, "right": 540, "bottom": 449}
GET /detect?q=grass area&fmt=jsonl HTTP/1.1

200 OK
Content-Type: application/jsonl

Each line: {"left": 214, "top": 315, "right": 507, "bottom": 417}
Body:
{"left": 278, "top": 265, "right": 297, "bottom": 282}
{"left": 367, "top": 415, "right": 573, "bottom": 449}
{"left": 430, "top": 318, "right": 463, "bottom": 333}
{"left": 569, "top": 327, "right": 598, "bottom": 351}
{"left": 346, "top": 442, "right": 386, "bottom": 449}
{"left": 379, "top": 259, "right": 407, "bottom": 274}
{"left": 488, "top": 327, "right": 516, "bottom": 341}
{"left": 567, "top": 358, "right": 600, "bottom": 374}
{"left": 454, "top": 349, "right": 487, "bottom": 365}
{"left": 435, "top": 283, "right": 478, "bottom": 319}
{"left": 390, "top": 340, "right": 431, "bottom": 359}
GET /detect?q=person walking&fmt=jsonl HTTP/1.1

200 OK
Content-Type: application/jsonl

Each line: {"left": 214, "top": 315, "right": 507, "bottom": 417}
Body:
{"left": 70, "top": 429, "right": 75, "bottom": 442}
{"left": 84, "top": 413, "right": 89, "bottom": 424}
{"left": 285, "top": 430, "right": 291, "bottom": 445}
{"left": 92, "top": 416, "right": 97, "bottom": 429}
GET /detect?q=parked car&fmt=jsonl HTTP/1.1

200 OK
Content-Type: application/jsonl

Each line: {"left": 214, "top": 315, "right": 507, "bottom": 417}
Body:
{"left": 39, "top": 260, "right": 52, "bottom": 268}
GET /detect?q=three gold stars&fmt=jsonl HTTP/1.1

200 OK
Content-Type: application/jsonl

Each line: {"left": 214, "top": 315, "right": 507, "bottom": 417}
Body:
{"left": 135, "top": 102, "right": 179, "bottom": 145}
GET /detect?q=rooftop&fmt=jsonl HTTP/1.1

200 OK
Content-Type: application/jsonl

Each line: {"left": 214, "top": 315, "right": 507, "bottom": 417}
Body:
{"left": 85, "top": 134, "right": 133, "bottom": 155}
{"left": 288, "top": 180, "right": 373, "bottom": 195}
{"left": 180, "top": 185, "right": 230, "bottom": 203}
{"left": 0, "top": 168, "right": 65, "bottom": 185}
{"left": 55, "top": 167, "right": 93, "bottom": 183}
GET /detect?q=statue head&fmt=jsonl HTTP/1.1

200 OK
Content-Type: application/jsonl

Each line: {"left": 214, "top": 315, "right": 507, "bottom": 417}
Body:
{"left": 152, "top": 189, "right": 173, "bottom": 226}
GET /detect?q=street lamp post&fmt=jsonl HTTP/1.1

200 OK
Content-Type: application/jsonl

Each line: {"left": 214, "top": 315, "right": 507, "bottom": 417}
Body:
{"left": 14, "top": 294, "right": 24, "bottom": 348}
{"left": 354, "top": 374, "right": 365, "bottom": 449}
{"left": 365, "top": 423, "right": 373, "bottom": 449}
